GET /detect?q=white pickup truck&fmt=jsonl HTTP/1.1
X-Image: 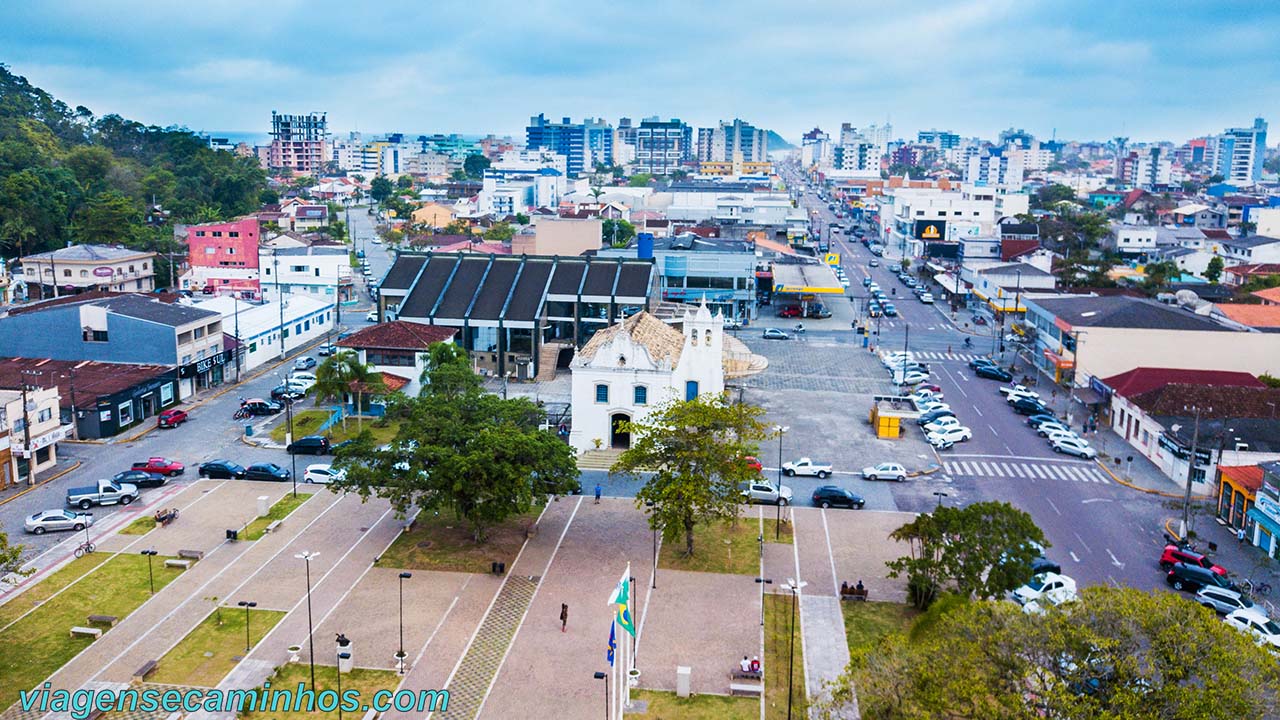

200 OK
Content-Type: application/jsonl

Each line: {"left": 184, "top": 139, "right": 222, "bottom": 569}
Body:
{"left": 781, "top": 458, "right": 833, "bottom": 478}
{"left": 1000, "top": 384, "right": 1040, "bottom": 403}
{"left": 66, "top": 479, "right": 139, "bottom": 510}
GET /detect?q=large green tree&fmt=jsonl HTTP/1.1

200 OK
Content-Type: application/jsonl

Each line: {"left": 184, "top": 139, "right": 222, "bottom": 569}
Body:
{"left": 332, "top": 343, "right": 578, "bottom": 542}
{"left": 1204, "top": 255, "right": 1225, "bottom": 284}
{"left": 601, "top": 218, "right": 635, "bottom": 247}
{"left": 369, "top": 175, "right": 394, "bottom": 204}
{"left": 463, "top": 154, "right": 491, "bottom": 179}
{"left": 0, "top": 530, "right": 30, "bottom": 589}
{"left": 826, "top": 587, "right": 1280, "bottom": 720}
{"left": 611, "top": 394, "right": 774, "bottom": 556}
{"left": 313, "top": 350, "right": 387, "bottom": 430}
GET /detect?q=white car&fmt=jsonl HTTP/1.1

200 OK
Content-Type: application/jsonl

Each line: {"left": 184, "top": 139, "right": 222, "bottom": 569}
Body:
{"left": 862, "top": 462, "right": 907, "bottom": 482}
{"left": 1006, "top": 389, "right": 1041, "bottom": 405}
{"left": 1043, "top": 429, "right": 1081, "bottom": 444}
{"left": 927, "top": 426, "right": 973, "bottom": 445}
{"left": 782, "top": 458, "right": 833, "bottom": 478}
{"left": 1000, "top": 384, "right": 1039, "bottom": 399}
{"left": 365, "top": 310, "right": 378, "bottom": 322}
{"left": 1050, "top": 436, "right": 1096, "bottom": 459}
{"left": 1035, "top": 421, "right": 1072, "bottom": 437}
{"left": 919, "top": 293, "right": 935, "bottom": 304}
{"left": 917, "top": 400, "right": 950, "bottom": 412}
{"left": 1011, "top": 572, "right": 1078, "bottom": 606}
{"left": 894, "top": 371, "right": 930, "bottom": 386}
{"left": 287, "top": 374, "right": 317, "bottom": 391}
{"left": 370, "top": 237, "right": 383, "bottom": 244}
{"left": 1224, "top": 608, "right": 1280, "bottom": 649}
{"left": 304, "top": 464, "right": 346, "bottom": 484}
{"left": 924, "top": 416, "right": 962, "bottom": 433}
{"left": 881, "top": 351, "right": 914, "bottom": 366}
{"left": 911, "top": 388, "right": 944, "bottom": 402}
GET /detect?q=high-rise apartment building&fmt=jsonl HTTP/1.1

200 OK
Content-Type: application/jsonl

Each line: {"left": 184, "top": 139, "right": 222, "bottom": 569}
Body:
{"left": 918, "top": 129, "right": 960, "bottom": 150}
{"left": 1116, "top": 147, "right": 1172, "bottom": 188}
{"left": 526, "top": 114, "right": 614, "bottom": 177}
{"left": 697, "top": 119, "right": 767, "bottom": 163}
{"left": 268, "top": 112, "right": 328, "bottom": 174}
{"left": 1208, "top": 118, "right": 1268, "bottom": 184}
{"left": 631, "top": 117, "right": 692, "bottom": 175}
{"left": 965, "top": 148, "right": 1025, "bottom": 190}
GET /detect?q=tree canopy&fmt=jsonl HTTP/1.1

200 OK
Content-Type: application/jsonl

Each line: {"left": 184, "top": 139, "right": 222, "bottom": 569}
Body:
{"left": 463, "top": 154, "right": 491, "bottom": 179}
{"left": 601, "top": 218, "right": 635, "bottom": 247}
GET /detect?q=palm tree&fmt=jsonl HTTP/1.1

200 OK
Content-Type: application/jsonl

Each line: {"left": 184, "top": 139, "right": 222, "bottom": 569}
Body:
{"left": 313, "top": 350, "right": 386, "bottom": 431}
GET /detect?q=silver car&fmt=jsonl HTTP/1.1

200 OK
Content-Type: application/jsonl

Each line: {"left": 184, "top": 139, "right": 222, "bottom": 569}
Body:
{"left": 1196, "top": 585, "right": 1253, "bottom": 615}
{"left": 741, "top": 480, "right": 793, "bottom": 506}
{"left": 26, "top": 509, "right": 94, "bottom": 535}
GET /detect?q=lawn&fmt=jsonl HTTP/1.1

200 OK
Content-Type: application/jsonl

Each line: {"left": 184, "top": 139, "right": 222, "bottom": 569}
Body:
{"left": 658, "top": 518, "right": 791, "bottom": 575}
{"left": 375, "top": 510, "right": 536, "bottom": 573}
{"left": 0, "top": 553, "right": 183, "bottom": 710}
{"left": 0, "top": 553, "right": 111, "bottom": 629}
{"left": 631, "top": 690, "right": 757, "bottom": 720}
{"left": 841, "top": 601, "right": 919, "bottom": 654}
{"left": 150, "top": 606, "right": 286, "bottom": 687}
{"left": 119, "top": 516, "right": 156, "bottom": 535}
{"left": 242, "top": 493, "right": 313, "bottom": 541}
{"left": 240, "top": 664, "right": 412, "bottom": 720}
{"left": 268, "top": 410, "right": 400, "bottom": 445}
{"left": 764, "top": 592, "right": 806, "bottom": 720}
{"left": 268, "top": 410, "right": 330, "bottom": 443}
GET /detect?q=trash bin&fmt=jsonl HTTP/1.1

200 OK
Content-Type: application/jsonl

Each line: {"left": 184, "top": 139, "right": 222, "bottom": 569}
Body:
{"left": 244, "top": 424, "right": 254, "bottom": 437}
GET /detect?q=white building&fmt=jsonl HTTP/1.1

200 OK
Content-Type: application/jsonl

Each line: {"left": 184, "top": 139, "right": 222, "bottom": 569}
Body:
{"left": 478, "top": 149, "right": 568, "bottom": 215}
{"left": 259, "top": 244, "right": 354, "bottom": 304}
{"left": 966, "top": 149, "right": 1025, "bottom": 191}
{"left": 335, "top": 320, "right": 459, "bottom": 398}
{"left": 194, "top": 295, "right": 334, "bottom": 372}
{"left": 1106, "top": 223, "right": 1158, "bottom": 255}
{"left": 885, "top": 188, "right": 997, "bottom": 257}
{"left": 569, "top": 304, "right": 725, "bottom": 453}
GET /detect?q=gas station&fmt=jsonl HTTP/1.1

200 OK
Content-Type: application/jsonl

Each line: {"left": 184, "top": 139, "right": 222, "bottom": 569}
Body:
{"left": 769, "top": 258, "right": 846, "bottom": 317}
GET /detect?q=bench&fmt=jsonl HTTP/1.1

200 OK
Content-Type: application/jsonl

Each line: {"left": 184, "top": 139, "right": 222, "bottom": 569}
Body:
{"left": 265, "top": 520, "right": 283, "bottom": 534}
{"left": 165, "top": 559, "right": 191, "bottom": 569}
{"left": 730, "top": 669, "right": 762, "bottom": 681}
{"left": 70, "top": 626, "right": 102, "bottom": 639}
{"left": 729, "top": 683, "right": 763, "bottom": 697}
{"left": 87, "top": 614, "right": 118, "bottom": 627}
{"left": 133, "top": 660, "right": 159, "bottom": 683}
{"left": 841, "top": 587, "right": 869, "bottom": 602}
{"left": 178, "top": 549, "right": 204, "bottom": 561}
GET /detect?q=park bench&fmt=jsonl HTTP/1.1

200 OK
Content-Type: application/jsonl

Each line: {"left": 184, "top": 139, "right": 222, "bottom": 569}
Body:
{"left": 265, "top": 520, "right": 283, "bottom": 534}
{"left": 69, "top": 626, "right": 102, "bottom": 639}
{"left": 729, "top": 683, "right": 763, "bottom": 697}
{"left": 730, "top": 668, "right": 762, "bottom": 681}
{"left": 178, "top": 549, "right": 204, "bottom": 561}
{"left": 165, "top": 559, "right": 191, "bottom": 569}
{"left": 841, "top": 586, "right": 869, "bottom": 602}
{"left": 87, "top": 614, "right": 118, "bottom": 627}
{"left": 133, "top": 660, "right": 159, "bottom": 683}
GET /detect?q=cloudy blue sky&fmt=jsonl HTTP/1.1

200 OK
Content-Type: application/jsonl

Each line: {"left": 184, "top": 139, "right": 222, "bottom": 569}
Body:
{"left": 3, "top": 0, "right": 1277, "bottom": 144}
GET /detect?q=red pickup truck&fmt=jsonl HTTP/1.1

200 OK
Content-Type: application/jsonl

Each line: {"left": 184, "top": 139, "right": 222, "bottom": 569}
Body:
{"left": 131, "top": 457, "right": 185, "bottom": 477}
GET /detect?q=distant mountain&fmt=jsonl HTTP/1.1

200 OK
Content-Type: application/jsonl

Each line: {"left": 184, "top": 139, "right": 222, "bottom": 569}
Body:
{"left": 767, "top": 130, "right": 795, "bottom": 151}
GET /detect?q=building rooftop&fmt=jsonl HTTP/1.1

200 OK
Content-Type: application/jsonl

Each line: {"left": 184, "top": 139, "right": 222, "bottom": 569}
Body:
{"left": 337, "top": 321, "right": 458, "bottom": 351}
{"left": 1160, "top": 416, "right": 1280, "bottom": 455}
{"left": 192, "top": 295, "right": 331, "bottom": 339}
{"left": 974, "top": 262, "right": 1053, "bottom": 278}
{"left": 20, "top": 244, "right": 155, "bottom": 263}
{"left": 1215, "top": 304, "right": 1280, "bottom": 329}
{"left": 1133, "top": 384, "right": 1280, "bottom": 420}
{"left": 94, "top": 294, "right": 222, "bottom": 327}
{"left": 1252, "top": 287, "right": 1280, "bottom": 304}
{"left": 576, "top": 311, "right": 684, "bottom": 367}
{"left": 0, "top": 357, "right": 174, "bottom": 409}
{"left": 1219, "top": 465, "right": 1265, "bottom": 493}
{"left": 1028, "top": 295, "right": 1231, "bottom": 332}
{"left": 1225, "top": 235, "right": 1280, "bottom": 249}
{"left": 1100, "top": 367, "right": 1265, "bottom": 398}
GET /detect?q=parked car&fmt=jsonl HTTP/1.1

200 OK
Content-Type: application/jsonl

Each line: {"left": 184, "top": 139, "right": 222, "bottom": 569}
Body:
{"left": 762, "top": 328, "right": 790, "bottom": 340}
{"left": 894, "top": 370, "right": 930, "bottom": 386}
{"left": 288, "top": 435, "right": 332, "bottom": 455}
{"left": 968, "top": 357, "right": 998, "bottom": 370}
{"left": 862, "top": 462, "right": 907, "bottom": 482}
{"left": 1166, "top": 562, "right": 1236, "bottom": 593}
{"left": 1196, "top": 585, "right": 1253, "bottom": 615}
{"left": 131, "top": 457, "right": 185, "bottom": 476}
{"left": 111, "top": 470, "right": 166, "bottom": 488}
{"left": 917, "top": 401, "right": 951, "bottom": 414}
{"left": 1159, "top": 545, "right": 1227, "bottom": 575}
{"left": 741, "top": 480, "right": 793, "bottom": 506}
{"left": 287, "top": 373, "right": 317, "bottom": 390}
{"left": 1011, "top": 397, "right": 1050, "bottom": 415}
{"left": 1050, "top": 436, "right": 1096, "bottom": 459}
{"left": 927, "top": 426, "right": 973, "bottom": 445}
{"left": 198, "top": 460, "right": 247, "bottom": 479}
{"left": 742, "top": 456, "right": 763, "bottom": 473}
{"left": 917, "top": 408, "right": 957, "bottom": 426}
{"left": 241, "top": 398, "right": 283, "bottom": 416}
{"left": 157, "top": 409, "right": 189, "bottom": 428}
{"left": 782, "top": 458, "right": 833, "bottom": 478}
{"left": 778, "top": 306, "right": 802, "bottom": 319}
{"left": 271, "top": 385, "right": 306, "bottom": 402}
{"left": 1026, "top": 414, "right": 1061, "bottom": 429}
{"left": 294, "top": 356, "right": 317, "bottom": 370}
{"left": 919, "top": 293, "right": 935, "bottom": 304}
{"left": 812, "top": 485, "right": 865, "bottom": 509}
{"left": 25, "top": 509, "right": 95, "bottom": 534}
{"left": 975, "top": 365, "right": 1014, "bottom": 382}
{"left": 1011, "top": 572, "right": 1078, "bottom": 606}
{"left": 66, "top": 479, "right": 138, "bottom": 510}
{"left": 245, "top": 463, "right": 291, "bottom": 482}
{"left": 317, "top": 344, "right": 337, "bottom": 356}
{"left": 1000, "top": 384, "right": 1040, "bottom": 400}
{"left": 924, "top": 416, "right": 963, "bottom": 433}
{"left": 1224, "top": 608, "right": 1280, "bottom": 649}
{"left": 304, "top": 464, "right": 345, "bottom": 484}
{"left": 1035, "top": 421, "right": 1073, "bottom": 438}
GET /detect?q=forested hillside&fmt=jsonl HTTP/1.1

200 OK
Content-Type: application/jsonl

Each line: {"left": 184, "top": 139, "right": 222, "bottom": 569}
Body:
{"left": 0, "top": 63, "right": 269, "bottom": 272}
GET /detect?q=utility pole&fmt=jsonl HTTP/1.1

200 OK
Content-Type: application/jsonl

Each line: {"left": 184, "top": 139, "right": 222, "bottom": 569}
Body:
{"left": 20, "top": 370, "right": 39, "bottom": 486}
{"left": 1180, "top": 407, "right": 1202, "bottom": 539}
{"left": 275, "top": 250, "right": 286, "bottom": 360}
{"left": 233, "top": 295, "right": 242, "bottom": 383}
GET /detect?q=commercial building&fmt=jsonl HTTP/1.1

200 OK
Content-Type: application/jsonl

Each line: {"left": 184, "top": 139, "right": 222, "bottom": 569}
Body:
{"left": 1116, "top": 147, "right": 1172, "bottom": 188}
{"left": 526, "top": 114, "right": 613, "bottom": 177}
{"left": 268, "top": 111, "right": 328, "bottom": 174}
{"left": 0, "top": 357, "right": 179, "bottom": 441}
{"left": 0, "top": 383, "right": 62, "bottom": 487}
{"left": 598, "top": 234, "right": 757, "bottom": 321}
{"left": 336, "top": 321, "right": 459, "bottom": 398}
{"left": 20, "top": 244, "right": 158, "bottom": 299}
{"left": 260, "top": 244, "right": 355, "bottom": 304}
{"left": 194, "top": 294, "right": 333, "bottom": 373}
{"left": 182, "top": 217, "right": 262, "bottom": 298}
{"left": 1245, "top": 461, "right": 1280, "bottom": 558}
{"left": 478, "top": 151, "right": 566, "bottom": 216}
{"left": 697, "top": 119, "right": 767, "bottom": 163}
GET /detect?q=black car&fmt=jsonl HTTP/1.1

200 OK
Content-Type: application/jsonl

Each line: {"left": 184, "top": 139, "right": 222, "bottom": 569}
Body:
{"left": 917, "top": 408, "right": 957, "bottom": 426}
{"left": 1166, "top": 562, "right": 1237, "bottom": 593}
{"left": 1026, "top": 413, "right": 1060, "bottom": 429}
{"left": 967, "top": 357, "right": 998, "bottom": 370}
{"left": 199, "top": 460, "right": 246, "bottom": 479}
{"left": 1032, "top": 556, "right": 1062, "bottom": 575}
{"left": 241, "top": 399, "right": 283, "bottom": 416}
{"left": 287, "top": 435, "right": 331, "bottom": 455}
{"left": 271, "top": 385, "right": 306, "bottom": 402}
{"left": 245, "top": 463, "right": 291, "bottom": 482}
{"left": 110, "top": 469, "right": 167, "bottom": 488}
{"left": 812, "top": 485, "right": 865, "bottom": 509}
{"left": 1011, "top": 397, "right": 1050, "bottom": 415}
{"left": 975, "top": 365, "right": 1014, "bottom": 382}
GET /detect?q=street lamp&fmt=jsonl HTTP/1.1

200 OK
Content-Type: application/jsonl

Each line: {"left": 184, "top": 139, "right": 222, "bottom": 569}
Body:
{"left": 645, "top": 500, "right": 658, "bottom": 589}
{"left": 280, "top": 374, "right": 298, "bottom": 498}
{"left": 780, "top": 579, "right": 807, "bottom": 720}
{"left": 397, "top": 572, "right": 412, "bottom": 673}
{"left": 775, "top": 425, "right": 789, "bottom": 541}
{"left": 933, "top": 491, "right": 948, "bottom": 508}
{"left": 295, "top": 551, "right": 320, "bottom": 690}
{"left": 592, "top": 671, "right": 609, "bottom": 720}
{"left": 237, "top": 600, "right": 257, "bottom": 652}
{"left": 140, "top": 549, "right": 157, "bottom": 594}
{"left": 755, "top": 577, "right": 772, "bottom": 626}
{"left": 336, "top": 644, "right": 348, "bottom": 720}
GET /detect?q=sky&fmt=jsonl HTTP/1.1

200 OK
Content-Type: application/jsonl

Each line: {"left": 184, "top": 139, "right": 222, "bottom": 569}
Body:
{"left": 3, "top": 0, "right": 1278, "bottom": 145}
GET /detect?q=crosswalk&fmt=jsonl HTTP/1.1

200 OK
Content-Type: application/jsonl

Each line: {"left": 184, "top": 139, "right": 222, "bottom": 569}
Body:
{"left": 906, "top": 351, "right": 985, "bottom": 362}
{"left": 941, "top": 459, "right": 1110, "bottom": 484}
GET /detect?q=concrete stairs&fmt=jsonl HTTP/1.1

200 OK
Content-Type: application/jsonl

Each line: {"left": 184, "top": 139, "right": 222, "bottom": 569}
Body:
{"left": 537, "top": 341, "right": 571, "bottom": 382}
{"left": 436, "top": 575, "right": 539, "bottom": 720}
{"left": 576, "top": 448, "right": 624, "bottom": 471}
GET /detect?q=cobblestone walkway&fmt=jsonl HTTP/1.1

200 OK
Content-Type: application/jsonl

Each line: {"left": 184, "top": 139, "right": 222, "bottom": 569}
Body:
{"left": 435, "top": 575, "right": 538, "bottom": 720}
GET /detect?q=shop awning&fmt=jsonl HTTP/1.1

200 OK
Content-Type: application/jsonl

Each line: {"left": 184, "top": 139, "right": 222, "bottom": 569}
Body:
{"left": 1043, "top": 349, "right": 1075, "bottom": 370}
{"left": 1246, "top": 507, "right": 1280, "bottom": 540}
{"left": 1073, "top": 387, "right": 1103, "bottom": 405}
{"left": 933, "top": 273, "right": 965, "bottom": 292}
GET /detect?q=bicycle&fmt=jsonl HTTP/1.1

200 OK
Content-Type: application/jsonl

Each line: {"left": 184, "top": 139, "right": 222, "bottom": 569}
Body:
{"left": 1242, "top": 578, "right": 1273, "bottom": 596}
{"left": 73, "top": 540, "right": 96, "bottom": 559}
{"left": 233, "top": 408, "right": 250, "bottom": 420}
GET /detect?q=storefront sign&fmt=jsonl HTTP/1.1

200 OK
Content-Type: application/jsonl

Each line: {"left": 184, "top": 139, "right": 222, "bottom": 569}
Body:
{"left": 14, "top": 425, "right": 67, "bottom": 457}
{"left": 93, "top": 266, "right": 115, "bottom": 278}
{"left": 179, "top": 350, "right": 232, "bottom": 378}
{"left": 914, "top": 220, "right": 946, "bottom": 240}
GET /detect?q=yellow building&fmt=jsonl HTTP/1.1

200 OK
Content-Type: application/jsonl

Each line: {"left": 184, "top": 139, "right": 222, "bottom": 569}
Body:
{"left": 411, "top": 203, "right": 456, "bottom": 229}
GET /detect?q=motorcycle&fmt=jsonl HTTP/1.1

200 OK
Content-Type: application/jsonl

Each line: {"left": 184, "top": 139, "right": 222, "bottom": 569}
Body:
{"left": 793, "top": 324, "right": 806, "bottom": 334}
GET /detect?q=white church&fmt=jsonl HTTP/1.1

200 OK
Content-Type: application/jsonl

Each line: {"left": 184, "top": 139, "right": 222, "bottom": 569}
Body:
{"left": 568, "top": 302, "right": 726, "bottom": 453}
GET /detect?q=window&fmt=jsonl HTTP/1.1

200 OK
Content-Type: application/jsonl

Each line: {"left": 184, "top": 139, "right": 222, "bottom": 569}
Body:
{"left": 290, "top": 265, "right": 309, "bottom": 273}
{"left": 36, "top": 407, "right": 52, "bottom": 423}
{"left": 195, "top": 231, "right": 206, "bottom": 237}
{"left": 229, "top": 231, "right": 239, "bottom": 238}
{"left": 314, "top": 268, "right": 321, "bottom": 277}
{"left": 205, "top": 247, "right": 216, "bottom": 254}
{"left": 595, "top": 384, "right": 609, "bottom": 403}
{"left": 181, "top": 355, "right": 191, "bottom": 364}
{"left": 227, "top": 247, "right": 235, "bottom": 255}
{"left": 118, "top": 400, "right": 133, "bottom": 426}
{"left": 212, "top": 231, "right": 222, "bottom": 237}
{"left": 63, "top": 269, "right": 71, "bottom": 277}
{"left": 685, "top": 381, "right": 699, "bottom": 401}
{"left": 194, "top": 327, "right": 205, "bottom": 339}
{"left": 633, "top": 386, "right": 647, "bottom": 405}
{"left": 142, "top": 262, "right": 148, "bottom": 270}
{"left": 249, "top": 341, "right": 258, "bottom": 352}
{"left": 83, "top": 329, "right": 108, "bottom": 342}
{"left": 129, "top": 265, "right": 135, "bottom": 272}
{"left": 80, "top": 270, "right": 88, "bottom": 277}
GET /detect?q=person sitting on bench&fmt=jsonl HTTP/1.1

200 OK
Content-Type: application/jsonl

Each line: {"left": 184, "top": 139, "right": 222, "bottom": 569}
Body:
{"left": 750, "top": 656, "right": 761, "bottom": 673}
{"left": 856, "top": 580, "right": 865, "bottom": 594}
{"left": 740, "top": 656, "right": 751, "bottom": 673}
{"left": 841, "top": 581, "right": 849, "bottom": 596}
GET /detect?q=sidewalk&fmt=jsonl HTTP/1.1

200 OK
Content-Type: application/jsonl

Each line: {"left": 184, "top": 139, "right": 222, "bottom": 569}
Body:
{"left": 0, "top": 458, "right": 82, "bottom": 508}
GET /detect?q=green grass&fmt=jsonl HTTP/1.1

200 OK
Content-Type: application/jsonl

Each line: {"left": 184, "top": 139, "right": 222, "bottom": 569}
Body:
{"left": 242, "top": 493, "right": 313, "bottom": 541}
{"left": 0, "top": 554, "right": 111, "bottom": 629}
{"left": 268, "top": 410, "right": 330, "bottom": 443}
{"left": 658, "top": 518, "right": 791, "bottom": 575}
{"left": 631, "top": 690, "right": 758, "bottom": 719}
{"left": 0, "top": 553, "right": 183, "bottom": 709}
{"left": 241, "top": 664, "right": 411, "bottom": 720}
{"left": 150, "top": 606, "right": 286, "bottom": 687}
{"left": 375, "top": 510, "right": 536, "bottom": 573}
{"left": 764, "top": 593, "right": 806, "bottom": 720}
{"left": 841, "top": 601, "right": 920, "bottom": 654}
{"left": 268, "top": 410, "right": 400, "bottom": 445}
{"left": 118, "top": 516, "right": 156, "bottom": 535}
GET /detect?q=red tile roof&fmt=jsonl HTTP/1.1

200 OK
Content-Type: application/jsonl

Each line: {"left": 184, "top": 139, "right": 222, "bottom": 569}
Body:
{"left": 1201, "top": 229, "right": 1232, "bottom": 240}
{"left": 337, "top": 320, "right": 457, "bottom": 350}
{"left": 1252, "top": 287, "right": 1280, "bottom": 305}
{"left": 1101, "top": 367, "right": 1265, "bottom": 398}
{"left": 1219, "top": 465, "right": 1264, "bottom": 493}
{"left": 1128, "top": 384, "right": 1280, "bottom": 418}
{"left": 380, "top": 372, "right": 409, "bottom": 393}
{"left": 1216, "top": 304, "right": 1280, "bottom": 328}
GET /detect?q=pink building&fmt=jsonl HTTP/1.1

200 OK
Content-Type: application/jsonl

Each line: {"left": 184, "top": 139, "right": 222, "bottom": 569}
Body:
{"left": 183, "top": 218, "right": 262, "bottom": 298}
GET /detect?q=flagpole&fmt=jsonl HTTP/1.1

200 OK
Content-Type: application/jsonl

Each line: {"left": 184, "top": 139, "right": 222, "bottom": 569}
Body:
{"left": 624, "top": 562, "right": 633, "bottom": 711}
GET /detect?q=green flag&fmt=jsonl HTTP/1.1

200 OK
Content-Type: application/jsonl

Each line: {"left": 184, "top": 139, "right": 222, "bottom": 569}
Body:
{"left": 608, "top": 569, "right": 635, "bottom": 637}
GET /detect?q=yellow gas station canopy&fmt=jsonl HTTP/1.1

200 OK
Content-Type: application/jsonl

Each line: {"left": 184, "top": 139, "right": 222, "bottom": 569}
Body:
{"left": 773, "top": 264, "right": 845, "bottom": 295}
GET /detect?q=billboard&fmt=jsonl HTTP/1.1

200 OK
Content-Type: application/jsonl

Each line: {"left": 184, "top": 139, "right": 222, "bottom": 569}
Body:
{"left": 913, "top": 220, "right": 946, "bottom": 240}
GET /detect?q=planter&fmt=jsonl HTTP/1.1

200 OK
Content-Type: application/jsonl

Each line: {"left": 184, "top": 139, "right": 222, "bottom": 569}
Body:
{"left": 287, "top": 645, "right": 302, "bottom": 663}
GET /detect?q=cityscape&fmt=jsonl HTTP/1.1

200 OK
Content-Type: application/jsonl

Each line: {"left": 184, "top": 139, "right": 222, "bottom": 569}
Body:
{"left": 2, "top": 4, "right": 1280, "bottom": 719}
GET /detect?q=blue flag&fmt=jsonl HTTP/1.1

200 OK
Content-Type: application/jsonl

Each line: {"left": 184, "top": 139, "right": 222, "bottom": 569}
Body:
{"left": 607, "top": 622, "right": 616, "bottom": 666}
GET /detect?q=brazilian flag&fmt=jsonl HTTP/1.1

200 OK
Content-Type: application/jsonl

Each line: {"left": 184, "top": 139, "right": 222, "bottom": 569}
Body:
{"left": 609, "top": 571, "right": 636, "bottom": 637}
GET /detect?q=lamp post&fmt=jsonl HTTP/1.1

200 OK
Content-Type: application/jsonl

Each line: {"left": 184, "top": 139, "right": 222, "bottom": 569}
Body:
{"left": 592, "top": 671, "right": 609, "bottom": 720}
{"left": 336, "top": 643, "right": 347, "bottom": 720}
{"left": 780, "top": 579, "right": 807, "bottom": 720}
{"left": 755, "top": 576, "right": 772, "bottom": 626}
{"left": 295, "top": 551, "right": 319, "bottom": 690}
{"left": 280, "top": 376, "right": 298, "bottom": 498}
{"left": 1177, "top": 407, "right": 1204, "bottom": 539}
{"left": 19, "top": 369, "right": 40, "bottom": 486}
{"left": 774, "top": 425, "right": 789, "bottom": 540}
{"left": 140, "top": 549, "right": 157, "bottom": 594}
{"left": 397, "top": 572, "right": 412, "bottom": 673}
{"left": 237, "top": 600, "right": 257, "bottom": 652}
{"left": 933, "top": 491, "right": 948, "bottom": 508}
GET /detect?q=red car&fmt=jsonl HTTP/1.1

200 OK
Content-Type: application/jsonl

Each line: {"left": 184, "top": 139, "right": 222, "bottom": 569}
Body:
{"left": 743, "top": 456, "right": 763, "bottom": 473}
{"left": 1158, "top": 544, "right": 1226, "bottom": 576}
{"left": 778, "top": 306, "right": 802, "bottom": 318}
{"left": 132, "top": 457, "right": 186, "bottom": 477}
{"left": 157, "top": 409, "right": 189, "bottom": 428}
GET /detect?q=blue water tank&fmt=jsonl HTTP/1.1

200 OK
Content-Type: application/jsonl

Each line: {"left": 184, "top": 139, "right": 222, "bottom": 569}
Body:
{"left": 637, "top": 233, "right": 654, "bottom": 259}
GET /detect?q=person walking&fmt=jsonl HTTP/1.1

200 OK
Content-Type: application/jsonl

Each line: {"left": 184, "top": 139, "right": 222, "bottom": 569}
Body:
{"left": 594, "top": 484, "right": 602, "bottom": 504}
{"left": 1238, "top": 525, "right": 1247, "bottom": 544}
{"left": 560, "top": 603, "right": 569, "bottom": 632}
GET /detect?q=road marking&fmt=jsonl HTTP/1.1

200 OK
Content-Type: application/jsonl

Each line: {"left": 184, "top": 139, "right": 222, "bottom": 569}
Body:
{"left": 820, "top": 508, "right": 839, "bottom": 597}
{"left": 1106, "top": 549, "right": 1125, "bottom": 569}
{"left": 1011, "top": 464, "right": 1027, "bottom": 478}
{"left": 1081, "top": 498, "right": 1113, "bottom": 504}
{"left": 988, "top": 425, "right": 1001, "bottom": 439}
{"left": 1073, "top": 532, "right": 1093, "bottom": 554}
{"left": 973, "top": 406, "right": 983, "bottom": 417}
{"left": 1030, "top": 465, "right": 1049, "bottom": 479}
{"left": 1069, "top": 551, "right": 1080, "bottom": 563}
{"left": 1045, "top": 497, "right": 1062, "bottom": 516}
